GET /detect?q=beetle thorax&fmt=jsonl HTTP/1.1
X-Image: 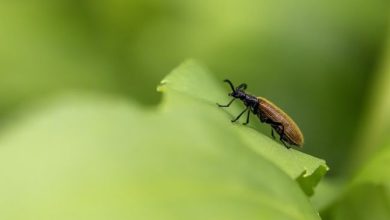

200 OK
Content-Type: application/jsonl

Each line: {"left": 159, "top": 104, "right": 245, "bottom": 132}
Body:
{"left": 231, "top": 90, "right": 246, "bottom": 99}
{"left": 232, "top": 90, "right": 258, "bottom": 108}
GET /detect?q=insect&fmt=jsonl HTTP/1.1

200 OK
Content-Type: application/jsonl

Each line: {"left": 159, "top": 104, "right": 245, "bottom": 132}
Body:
{"left": 217, "top": 79, "right": 304, "bottom": 148}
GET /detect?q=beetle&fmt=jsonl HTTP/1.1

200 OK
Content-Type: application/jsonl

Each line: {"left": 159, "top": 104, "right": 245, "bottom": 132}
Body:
{"left": 217, "top": 79, "right": 304, "bottom": 148}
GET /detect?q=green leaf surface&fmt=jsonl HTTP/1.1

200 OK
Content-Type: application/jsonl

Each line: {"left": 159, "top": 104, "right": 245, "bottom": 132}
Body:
{"left": 160, "top": 60, "right": 328, "bottom": 195}
{"left": 0, "top": 61, "right": 326, "bottom": 220}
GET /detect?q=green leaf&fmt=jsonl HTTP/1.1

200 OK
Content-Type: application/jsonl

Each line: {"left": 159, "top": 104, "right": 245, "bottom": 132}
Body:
{"left": 0, "top": 61, "right": 326, "bottom": 220}
{"left": 160, "top": 60, "right": 328, "bottom": 195}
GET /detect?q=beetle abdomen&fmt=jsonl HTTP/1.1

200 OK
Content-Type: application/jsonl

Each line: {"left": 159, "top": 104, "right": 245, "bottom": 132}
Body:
{"left": 257, "top": 97, "right": 304, "bottom": 146}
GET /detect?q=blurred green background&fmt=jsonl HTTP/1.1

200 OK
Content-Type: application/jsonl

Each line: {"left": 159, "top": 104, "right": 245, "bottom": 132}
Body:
{"left": 2, "top": 0, "right": 389, "bottom": 173}
{"left": 1, "top": 0, "right": 390, "bottom": 219}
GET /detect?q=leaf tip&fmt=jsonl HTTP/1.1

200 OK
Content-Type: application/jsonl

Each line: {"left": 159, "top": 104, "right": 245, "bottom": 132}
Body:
{"left": 297, "top": 164, "right": 329, "bottom": 196}
{"left": 156, "top": 80, "right": 168, "bottom": 93}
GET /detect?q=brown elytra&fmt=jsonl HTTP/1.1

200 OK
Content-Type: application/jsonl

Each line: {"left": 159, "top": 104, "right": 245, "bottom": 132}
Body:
{"left": 258, "top": 97, "right": 304, "bottom": 147}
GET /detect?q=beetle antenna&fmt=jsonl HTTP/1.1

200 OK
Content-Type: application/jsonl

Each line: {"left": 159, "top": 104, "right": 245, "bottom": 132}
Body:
{"left": 223, "top": 79, "right": 235, "bottom": 92}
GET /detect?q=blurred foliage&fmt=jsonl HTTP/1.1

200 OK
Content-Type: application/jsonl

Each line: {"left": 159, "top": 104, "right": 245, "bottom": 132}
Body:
{"left": 0, "top": 62, "right": 325, "bottom": 219}
{"left": 319, "top": 23, "right": 390, "bottom": 220}
{"left": 349, "top": 30, "right": 390, "bottom": 171}
{"left": 324, "top": 143, "right": 390, "bottom": 220}
{"left": 0, "top": 0, "right": 389, "bottom": 172}
{"left": 0, "top": 0, "right": 390, "bottom": 219}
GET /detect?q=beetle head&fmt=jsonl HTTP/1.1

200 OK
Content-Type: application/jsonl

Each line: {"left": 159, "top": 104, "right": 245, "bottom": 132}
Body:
{"left": 223, "top": 79, "right": 247, "bottom": 98}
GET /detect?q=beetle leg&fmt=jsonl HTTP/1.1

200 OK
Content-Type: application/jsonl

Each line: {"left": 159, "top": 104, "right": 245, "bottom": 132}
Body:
{"left": 217, "top": 98, "right": 235, "bottom": 107}
{"left": 264, "top": 118, "right": 280, "bottom": 126}
{"left": 243, "top": 109, "right": 251, "bottom": 125}
{"left": 265, "top": 120, "right": 289, "bottom": 147}
{"left": 274, "top": 124, "right": 290, "bottom": 148}
{"left": 232, "top": 107, "right": 249, "bottom": 123}
{"left": 280, "top": 135, "right": 291, "bottom": 149}
{"left": 265, "top": 119, "right": 283, "bottom": 132}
